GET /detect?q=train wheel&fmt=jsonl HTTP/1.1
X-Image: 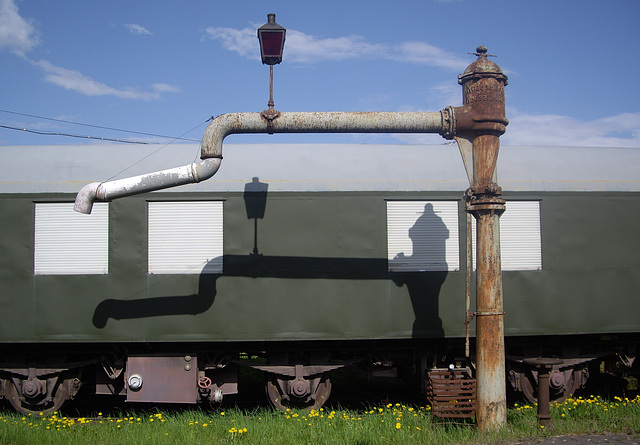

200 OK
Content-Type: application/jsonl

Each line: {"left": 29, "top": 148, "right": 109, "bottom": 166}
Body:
{"left": 266, "top": 373, "right": 331, "bottom": 411}
{"left": 6, "top": 377, "right": 68, "bottom": 415}
{"left": 520, "top": 368, "right": 581, "bottom": 404}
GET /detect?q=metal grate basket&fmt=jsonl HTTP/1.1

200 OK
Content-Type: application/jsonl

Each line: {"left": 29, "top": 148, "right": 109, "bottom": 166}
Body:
{"left": 426, "top": 368, "right": 477, "bottom": 418}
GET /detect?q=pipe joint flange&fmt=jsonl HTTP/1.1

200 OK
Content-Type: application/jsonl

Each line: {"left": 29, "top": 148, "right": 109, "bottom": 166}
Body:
{"left": 440, "top": 106, "right": 456, "bottom": 140}
{"left": 261, "top": 108, "right": 281, "bottom": 134}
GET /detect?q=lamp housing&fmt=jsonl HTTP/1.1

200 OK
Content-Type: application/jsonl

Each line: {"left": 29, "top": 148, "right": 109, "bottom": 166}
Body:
{"left": 257, "top": 13, "right": 286, "bottom": 65}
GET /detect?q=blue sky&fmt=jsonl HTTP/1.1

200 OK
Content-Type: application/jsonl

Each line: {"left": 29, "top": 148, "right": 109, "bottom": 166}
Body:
{"left": 1, "top": 0, "right": 639, "bottom": 148}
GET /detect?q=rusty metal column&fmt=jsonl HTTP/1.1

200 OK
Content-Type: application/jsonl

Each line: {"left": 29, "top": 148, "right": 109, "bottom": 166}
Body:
{"left": 471, "top": 194, "right": 506, "bottom": 430}
{"left": 451, "top": 47, "right": 509, "bottom": 430}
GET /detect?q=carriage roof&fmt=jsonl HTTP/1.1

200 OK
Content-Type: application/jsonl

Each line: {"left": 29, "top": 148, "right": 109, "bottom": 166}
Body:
{"left": 1, "top": 143, "right": 638, "bottom": 193}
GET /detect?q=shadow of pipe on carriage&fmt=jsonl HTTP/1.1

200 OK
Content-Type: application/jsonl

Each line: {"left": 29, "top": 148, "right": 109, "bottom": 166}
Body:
{"left": 92, "top": 182, "right": 447, "bottom": 337}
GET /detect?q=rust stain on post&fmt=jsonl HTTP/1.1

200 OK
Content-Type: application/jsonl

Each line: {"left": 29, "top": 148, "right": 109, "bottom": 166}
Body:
{"left": 452, "top": 46, "right": 509, "bottom": 431}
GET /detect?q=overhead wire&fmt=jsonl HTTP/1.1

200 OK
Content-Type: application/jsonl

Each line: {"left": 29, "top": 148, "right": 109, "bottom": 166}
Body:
{"left": 105, "top": 118, "right": 211, "bottom": 181}
{"left": 0, "top": 109, "right": 201, "bottom": 143}
{"left": 0, "top": 124, "right": 152, "bottom": 144}
{"left": 0, "top": 108, "right": 213, "bottom": 180}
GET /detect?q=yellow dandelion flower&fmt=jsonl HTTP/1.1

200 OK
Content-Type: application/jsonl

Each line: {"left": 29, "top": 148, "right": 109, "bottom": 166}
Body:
{"left": 395, "top": 422, "right": 402, "bottom": 429}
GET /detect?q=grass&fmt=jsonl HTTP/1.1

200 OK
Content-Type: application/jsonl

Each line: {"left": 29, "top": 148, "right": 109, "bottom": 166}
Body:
{"left": 0, "top": 396, "right": 639, "bottom": 445}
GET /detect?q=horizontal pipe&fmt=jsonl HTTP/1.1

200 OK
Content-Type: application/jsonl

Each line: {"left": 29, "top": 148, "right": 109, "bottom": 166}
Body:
{"left": 74, "top": 158, "right": 221, "bottom": 214}
{"left": 201, "top": 111, "right": 447, "bottom": 157}
{"left": 75, "top": 110, "right": 448, "bottom": 214}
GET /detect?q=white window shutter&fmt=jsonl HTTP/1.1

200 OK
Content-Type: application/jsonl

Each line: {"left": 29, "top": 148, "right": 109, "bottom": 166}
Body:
{"left": 387, "top": 201, "right": 460, "bottom": 272}
{"left": 148, "top": 201, "right": 223, "bottom": 274}
{"left": 34, "top": 202, "right": 109, "bottom": 275}
{"left": 472, "top": 201, "right": 542, "bottom": 271}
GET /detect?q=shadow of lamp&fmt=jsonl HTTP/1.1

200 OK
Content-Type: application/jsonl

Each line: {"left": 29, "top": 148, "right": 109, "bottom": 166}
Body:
{"left": 244, "top": 177, "right": 269, "bottom": 255}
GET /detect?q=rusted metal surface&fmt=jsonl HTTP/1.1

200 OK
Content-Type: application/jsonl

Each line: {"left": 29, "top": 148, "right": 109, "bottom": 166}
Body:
{"left": 524, "top": 358, "right": 564, "bottom": 427}
{"left": 454, "top": 46, "right": 509, "bottom": 431}
{"left": 265, "top": 372, "right": 332, "bottom": 411}
{"left": 472, "top": 208, "right": 506, "bottom": 429}
{"left": 449, "top": 46, "right": 509, "bottom": 196}
{"left": 426, "top": 368, "right": 477, "bottom": 418}
{"left": 200, "top": 110, "right": 449, "bottom": 158}
{"left": 249, "top": 364, "right": 344, "bottom": 377}
{"left": 465, "top": 211, "right": 472, "bottom": 358}
{"left": 510, "top": 357, "right": 593, "bottom": 404}
{"left": 251, "top": 363, "right": 341, "bottom": 410}
{"left": 4, "top": 375, "right": 79, "bottom": 415}
{"left": 125, "top": 355, "right": 198, "bottom": 404}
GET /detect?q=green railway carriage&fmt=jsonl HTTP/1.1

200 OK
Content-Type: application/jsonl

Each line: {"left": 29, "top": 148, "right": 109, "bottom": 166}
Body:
{"left": 1, "top": 142, "right": 639, "bottom": 413}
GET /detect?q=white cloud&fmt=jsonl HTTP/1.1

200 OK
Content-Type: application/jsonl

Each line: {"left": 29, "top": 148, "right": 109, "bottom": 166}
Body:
{"left": 284, "top": 30, "right": 386, "bottom": 63}
{"left": 0, "top": 0, "right": 40, "bottom": 55}
{"left": 152, "top": 83, "right": 181, "bottom": 93}
{"left": 392, "top": 111, "right": 640, "bottom": 148}
{"left": 426, "top": 82, "right": 463, "bottom": 109}
{"left": 392, "top": 41, "right": 467, "bottom": 71}
{"left": 204, "top": 26, "right": 467, "bottom": 70}
{"left": 501, "top": 111, "right": 640, "bottom": 147}
{"left": 204, "top": 26, "right": 256, "bottom": 59}
{"left": 0, "top": 1, "right": 175, "bottom": 101}
{"left": 33, "top": 59, "right": 179, "bottom": 100}
{"left": 125, "top": 23, "right": 152, "bottom": 36}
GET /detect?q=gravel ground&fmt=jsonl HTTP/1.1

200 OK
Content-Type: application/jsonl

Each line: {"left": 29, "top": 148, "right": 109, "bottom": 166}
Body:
{"left": 507, "top": 434, "right": 640, "bottom": 444}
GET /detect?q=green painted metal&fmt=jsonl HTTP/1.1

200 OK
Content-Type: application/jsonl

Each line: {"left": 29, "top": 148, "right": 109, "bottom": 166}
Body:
{"left": 1, "top": 190, "right": 639, "bottom": 345}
